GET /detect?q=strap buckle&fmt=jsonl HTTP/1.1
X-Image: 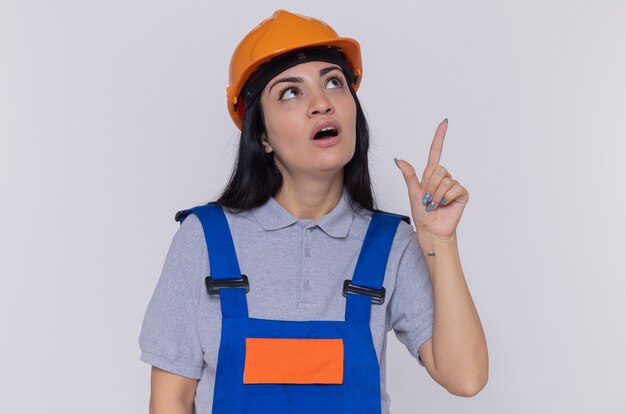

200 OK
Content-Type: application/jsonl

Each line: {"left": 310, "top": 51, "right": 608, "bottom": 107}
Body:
{"left": 342, "top": 280, "right": 386, "bottom": 305}
{"left": 205, "top": 275, "right": 250, "bottom": 295}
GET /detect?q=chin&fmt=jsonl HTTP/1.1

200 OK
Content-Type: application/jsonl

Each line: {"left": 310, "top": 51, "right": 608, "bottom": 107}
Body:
{"left": 312, "top": 155, "right": 353, "bottom": 175}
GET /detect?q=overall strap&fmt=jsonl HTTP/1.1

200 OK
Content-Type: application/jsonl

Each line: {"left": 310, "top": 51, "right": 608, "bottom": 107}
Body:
{"left": 345, "top": 212, "right": 403, "bottom": 324}
{"left": 176, "top": 203, "right": 249, "bottom": 318}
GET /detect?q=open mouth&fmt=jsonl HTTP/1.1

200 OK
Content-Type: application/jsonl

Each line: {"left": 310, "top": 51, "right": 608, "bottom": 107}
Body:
{"left": 313, "top": 127, "right": 339, "bottom": 140}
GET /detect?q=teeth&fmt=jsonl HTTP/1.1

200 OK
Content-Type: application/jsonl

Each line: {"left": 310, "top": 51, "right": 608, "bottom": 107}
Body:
{"left": 321, "top": 127, "right": 335, "bottom": 132}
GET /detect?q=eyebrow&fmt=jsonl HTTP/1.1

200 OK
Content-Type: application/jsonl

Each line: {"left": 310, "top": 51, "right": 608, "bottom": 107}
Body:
{"left": 268, "top": 66, "right": 343, "bottom": 94}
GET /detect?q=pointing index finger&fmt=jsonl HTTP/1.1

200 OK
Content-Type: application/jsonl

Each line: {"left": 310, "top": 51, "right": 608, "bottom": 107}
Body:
{"left": 426, "top": 118, "right": 448, "bottom": 167}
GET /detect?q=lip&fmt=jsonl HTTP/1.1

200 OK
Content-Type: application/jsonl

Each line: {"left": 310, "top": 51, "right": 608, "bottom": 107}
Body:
{"left": 310, "top": 131, "right": 343, "bottom": 147}
{"left": 310, "top": 119, "right": 342, "bottom": 147}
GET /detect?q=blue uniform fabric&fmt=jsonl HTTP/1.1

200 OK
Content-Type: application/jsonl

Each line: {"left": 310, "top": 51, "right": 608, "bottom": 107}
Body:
{"left": 179, "top": 203, "right": 403, "bottom": 413}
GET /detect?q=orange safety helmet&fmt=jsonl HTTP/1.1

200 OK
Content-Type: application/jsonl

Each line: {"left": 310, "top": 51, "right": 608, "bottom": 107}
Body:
{"left": 226, "top": 9, "right": 363, "bottom": 130}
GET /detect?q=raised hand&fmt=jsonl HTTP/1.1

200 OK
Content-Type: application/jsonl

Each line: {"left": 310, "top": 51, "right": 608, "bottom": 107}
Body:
{"left": 394, "top": 118, "right": 469, "bottom": 240}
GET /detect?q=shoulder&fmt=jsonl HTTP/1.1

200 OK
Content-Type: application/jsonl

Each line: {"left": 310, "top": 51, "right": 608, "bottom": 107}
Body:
{"left": 352, "top": 203, "right": 416, "bottom": 247}
{"left": 171, "top": 204, "right": 259, "bottom": 256}
{"left": 168, "top": 210, "right": 207, "bottom": 268}
{"left": 176, "top": 203, "right": 258, "bottom": 232}
{"left": 174, "top": 211, "right": 204, "bottom": 243}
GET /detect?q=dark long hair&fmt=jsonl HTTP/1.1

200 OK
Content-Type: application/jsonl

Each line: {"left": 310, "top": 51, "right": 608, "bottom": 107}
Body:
{"left": 216, "top": 79, "right": 376, "bottom": 213}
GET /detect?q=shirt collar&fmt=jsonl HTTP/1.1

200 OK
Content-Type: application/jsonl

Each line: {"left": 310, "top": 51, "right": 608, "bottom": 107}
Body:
{"left": 251, "top": 186, "right": 355, "bottom": 238}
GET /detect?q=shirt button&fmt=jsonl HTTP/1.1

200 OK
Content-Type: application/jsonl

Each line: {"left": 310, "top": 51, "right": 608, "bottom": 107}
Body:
{"left": 305, "top": 247, "right": 311, "bottom": 257}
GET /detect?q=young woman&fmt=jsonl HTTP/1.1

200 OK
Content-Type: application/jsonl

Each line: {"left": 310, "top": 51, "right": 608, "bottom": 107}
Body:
{"left": 139, "top": 9, "right": 488, "bottom": 414}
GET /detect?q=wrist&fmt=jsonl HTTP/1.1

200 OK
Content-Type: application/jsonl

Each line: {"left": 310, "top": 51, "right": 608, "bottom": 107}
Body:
{"left": 416, "top": 229, "right": 460, "bottom": 268}
{"left": 416, "top": 228, "right": 458, "bottom": 244}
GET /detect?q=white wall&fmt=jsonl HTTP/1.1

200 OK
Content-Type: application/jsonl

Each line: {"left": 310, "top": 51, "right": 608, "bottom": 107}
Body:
{"left": 1, "top": 0, "right": 625, "bottom": 412}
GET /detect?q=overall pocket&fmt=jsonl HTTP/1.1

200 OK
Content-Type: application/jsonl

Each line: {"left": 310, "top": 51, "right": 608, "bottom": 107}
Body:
{"left": 243, "top": 338, "right": 344, "bottom": 413}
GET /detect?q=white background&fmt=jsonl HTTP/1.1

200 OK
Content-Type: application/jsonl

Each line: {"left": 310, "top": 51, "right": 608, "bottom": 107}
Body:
{"left": 1, "top": 0, "right": 625, "bottom": 412}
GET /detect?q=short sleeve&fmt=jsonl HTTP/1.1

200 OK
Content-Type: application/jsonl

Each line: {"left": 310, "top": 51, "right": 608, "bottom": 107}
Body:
{"left": 388, "top": 232, "right": 434, "bottom": 367}
{"left": 138, "top": 216, "right": 205, "bottom": 379}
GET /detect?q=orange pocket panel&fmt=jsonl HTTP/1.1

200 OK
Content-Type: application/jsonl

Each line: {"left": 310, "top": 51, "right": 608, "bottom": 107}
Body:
{"left": 243, "top": 338, "right": 344, "bottom": 384}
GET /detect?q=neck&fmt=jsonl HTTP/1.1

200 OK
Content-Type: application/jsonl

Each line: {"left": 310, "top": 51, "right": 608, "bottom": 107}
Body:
{"left": 274, "top": 172, "right": 344, "bottom": 220}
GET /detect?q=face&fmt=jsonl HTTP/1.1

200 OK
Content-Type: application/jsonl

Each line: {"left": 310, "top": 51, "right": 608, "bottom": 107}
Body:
{"left": 259, "top": 60, "right": 357, "bottom": 179}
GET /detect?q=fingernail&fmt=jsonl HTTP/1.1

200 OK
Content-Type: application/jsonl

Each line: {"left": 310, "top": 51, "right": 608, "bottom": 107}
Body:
{"left": 443, "top": 117, "right": 448, "bottom": 124}
{"left": 439, "top": 198, "right": 446, "bottom": 206}
{"left": 394, "top": 157, "right": 399, "bottom": 167}
{"left": 422, "top": 192, "right": 431, "bottom": 205}
{"left": 426, "top": 201, "right": 435, "bottom": 212}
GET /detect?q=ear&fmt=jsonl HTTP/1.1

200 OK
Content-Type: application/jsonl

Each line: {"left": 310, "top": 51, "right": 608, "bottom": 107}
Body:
{"left": 261, "top": 134, "right": 274, "bottom": 154}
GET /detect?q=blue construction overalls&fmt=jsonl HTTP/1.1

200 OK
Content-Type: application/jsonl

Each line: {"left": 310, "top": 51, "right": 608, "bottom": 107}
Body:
{"left": 175, "top": 202, "right": 407, "bottom": 414}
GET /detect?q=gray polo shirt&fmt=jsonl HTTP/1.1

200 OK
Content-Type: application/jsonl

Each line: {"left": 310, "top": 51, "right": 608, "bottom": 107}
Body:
{"left": 138, "top": 186, "right": 434, "bottom": 414}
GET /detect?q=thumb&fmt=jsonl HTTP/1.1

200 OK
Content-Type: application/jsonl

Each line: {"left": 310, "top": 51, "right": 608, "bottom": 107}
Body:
{"left": 394, "top": 158, "right": 424, "bottom": 201}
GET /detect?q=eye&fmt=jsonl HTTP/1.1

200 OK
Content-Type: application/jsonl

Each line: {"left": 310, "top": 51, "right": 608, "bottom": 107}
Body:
{"left": 326, "top": 76, "right": 344, "bottom": 89}
{"left": 278, "top": 86, "right": 300, "bottom": 101}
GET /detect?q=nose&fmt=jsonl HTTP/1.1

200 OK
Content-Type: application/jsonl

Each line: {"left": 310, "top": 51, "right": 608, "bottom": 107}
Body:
{"left": 307, "top": 89, "right": 334, "bottom": 117}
